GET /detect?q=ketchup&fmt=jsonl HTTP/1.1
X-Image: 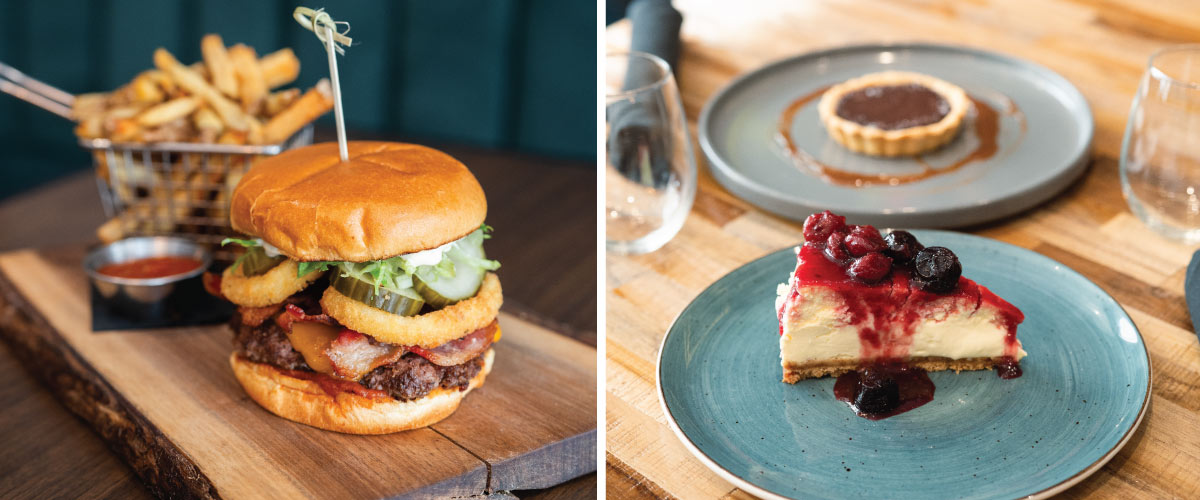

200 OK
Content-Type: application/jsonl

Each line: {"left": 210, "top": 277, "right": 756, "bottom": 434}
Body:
{"left": 97, "top": 256, "right": 203, "bottom": 279}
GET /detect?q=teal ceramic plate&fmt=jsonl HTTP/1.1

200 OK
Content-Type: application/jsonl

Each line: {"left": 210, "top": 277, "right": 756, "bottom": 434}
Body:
{"left": 658, "top": 231, "right": 1150, "bottom": 500}
{"left": 698, "top": 44, "right": 1092, "bottom": 228}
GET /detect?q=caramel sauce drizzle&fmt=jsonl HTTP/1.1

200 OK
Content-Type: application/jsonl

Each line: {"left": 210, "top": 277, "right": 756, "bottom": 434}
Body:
{"left": 777, "top": 85, "right": 1023, "bottom": 187}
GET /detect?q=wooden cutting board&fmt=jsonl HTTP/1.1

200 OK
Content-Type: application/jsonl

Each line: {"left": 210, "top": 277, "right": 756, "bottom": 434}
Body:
{"left": 0, "top": 246, "right": 596, "bottom": 499}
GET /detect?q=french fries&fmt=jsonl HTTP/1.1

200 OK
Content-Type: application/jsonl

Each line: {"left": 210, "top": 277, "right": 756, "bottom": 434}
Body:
{"left": 228, "top": 44, "right": 268, "bottom": 115}
{"left": 264, "top": 88, "right": 300, "bottom": 116}
{"left": 136, "top": 97, "right": 200, "bottom": 127}
{"left": 73, "top": 36, "right": 324, "bottom": 146}
{"left": 201, "top": 34, "right": 239, "bottom": 98}
{"left": 154, "top": 48, "right": 251, "bottom": 132}
{"left": 258, "top": 48, "right": 300, "bottom": 89}
{"left": 129, "top": 72, "right": 166, "bottom": 103}
{"left": 192, "top": 106, "right": 223, "bottom": 143}
{"left": 263, "top": 78, "right": 333, "bottom": 145}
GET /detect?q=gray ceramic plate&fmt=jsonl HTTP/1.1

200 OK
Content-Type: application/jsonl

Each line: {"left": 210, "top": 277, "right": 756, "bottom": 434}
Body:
{"left": 658, "top": 231, "right": 1150, "bottom": 499}
{"left": 698, "top": 44, "right": 1093, "bottom": 228}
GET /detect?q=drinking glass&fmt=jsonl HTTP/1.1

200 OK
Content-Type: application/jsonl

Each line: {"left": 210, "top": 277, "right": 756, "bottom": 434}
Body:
{"left": 1121, "top": 45, "right": 1200, "bottom": 242}
{"left": 605, "top": 51, "right": 696, "bottom": 255}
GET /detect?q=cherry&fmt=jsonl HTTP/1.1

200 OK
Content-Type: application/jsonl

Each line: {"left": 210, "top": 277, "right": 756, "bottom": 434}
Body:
{"left": 848, "top": 252, "right": 892, "bottom": 283}
{"left": 912, "top": 246, "right": 961, "bottom": 293}
{"left": 824, "top": 231, "right": 851, "bottom": 263}
{"left": 803, "top": 210, "right": 847, "bottom": 243}
{"left": 854, "top": 367, "right": 900, "bottom": 414}
{"left": 883, "top": 230, "right": 924, "bottom": 263}
{"left": 844, "top": 225, "right": 886, "bottom": 256}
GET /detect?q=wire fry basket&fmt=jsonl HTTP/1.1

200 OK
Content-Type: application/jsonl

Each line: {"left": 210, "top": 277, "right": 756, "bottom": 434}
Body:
{"left": 1, "top": 58, "right": 321, "bottom": 263}
{"left": 82, "top": 127, "right": 313, "bottom": 261}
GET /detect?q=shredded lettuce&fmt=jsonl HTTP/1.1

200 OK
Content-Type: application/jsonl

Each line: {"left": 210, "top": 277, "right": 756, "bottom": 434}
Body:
{"left": 297, "top": 261, "right": 335, "bottom": 277}
{"left": 221, "top": 237, "right": 260, "bottom": 248}
{"left": 221, "top": 237, "right": 262, "bottom": 272}
{"left": 298, "top": 226, "right": 500, "bottom": 292}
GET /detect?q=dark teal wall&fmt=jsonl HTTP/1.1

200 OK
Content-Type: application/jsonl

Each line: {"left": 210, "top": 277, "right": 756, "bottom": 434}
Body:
{"left": 0, "top": 0, "right": 596, "bottom": 199}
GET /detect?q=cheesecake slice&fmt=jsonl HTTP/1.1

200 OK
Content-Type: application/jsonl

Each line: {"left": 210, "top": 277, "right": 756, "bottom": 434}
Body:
{"left": 777, "top": 211, "right": 1025, "bottom": 383}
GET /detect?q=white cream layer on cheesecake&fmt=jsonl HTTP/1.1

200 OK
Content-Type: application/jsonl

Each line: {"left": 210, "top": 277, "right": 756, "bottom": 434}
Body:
{"left": 777, "top": 283, "right": 1027, "bottom": 367}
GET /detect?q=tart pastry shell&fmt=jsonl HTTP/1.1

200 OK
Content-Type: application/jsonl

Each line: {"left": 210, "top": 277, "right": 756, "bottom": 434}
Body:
{"left": 818, "top": 71, "right": 969, "bottom": 157}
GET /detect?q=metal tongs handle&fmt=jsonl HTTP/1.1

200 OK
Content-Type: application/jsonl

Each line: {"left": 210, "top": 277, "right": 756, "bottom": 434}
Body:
{"left": 0, "top": 61, "right": 75, "bottom": 120}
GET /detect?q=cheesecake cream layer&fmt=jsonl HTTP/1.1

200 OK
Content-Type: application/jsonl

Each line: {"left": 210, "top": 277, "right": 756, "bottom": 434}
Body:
{"left": 777, "top": 284, "right": 1027, "bottom": 367}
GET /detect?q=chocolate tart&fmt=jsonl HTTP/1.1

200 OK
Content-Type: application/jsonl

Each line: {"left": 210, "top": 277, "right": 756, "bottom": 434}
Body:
{"left": 817, "top": 71, "right": 969, "bottom": 157}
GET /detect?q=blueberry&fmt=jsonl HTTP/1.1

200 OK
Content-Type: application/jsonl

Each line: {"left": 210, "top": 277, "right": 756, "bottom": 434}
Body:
{"left": 912, "top": 246, "right": 961, "bottom": 293}
{"left": 883, "top": 230, "right": 924, "bottom": 264}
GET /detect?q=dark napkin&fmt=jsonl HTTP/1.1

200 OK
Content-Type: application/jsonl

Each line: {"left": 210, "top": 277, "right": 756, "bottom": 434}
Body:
{"left": 91, "top": 280, "right": 233, "bottom": 331}
{"left": 1186, "top": 250, "right": 1200, "bottom": 338}
{"left": 627, "top": 0, "right": 682, "bottom": 78}
{"left": 607, "top": 0, "right": 683, "bottom": 190}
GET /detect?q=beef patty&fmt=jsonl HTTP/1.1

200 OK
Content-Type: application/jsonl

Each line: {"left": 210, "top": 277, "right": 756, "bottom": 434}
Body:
{"left": 230, "top": 311, "right": 484, "bottom": 402}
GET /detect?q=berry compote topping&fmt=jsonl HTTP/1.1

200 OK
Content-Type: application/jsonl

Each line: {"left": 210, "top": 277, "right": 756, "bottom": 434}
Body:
{"left": 883, "top": 230, "right": 924, "bottom": 264}
{"left": 848, "top": 252, "right": 892, "bottom": 283}
{"left": 843, "top": 225, "right": 886, "bottom": 256}
{"left": 803, "top": 210, "right": 847, "bottom": 242}
{"left": 834, "top": 363, "right": 935, "bottom": 420}
{"left": 824, "top": 230, "right": 851, "bottom": 262}
{"left": 912, "top": 246, "right": 962, "bottom": 293}
{"left": 802, "top": 214, "right": 897, "bottom": 284}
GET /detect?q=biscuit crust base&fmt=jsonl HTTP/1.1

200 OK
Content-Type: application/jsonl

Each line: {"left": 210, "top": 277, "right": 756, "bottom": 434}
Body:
{"left": 782, "top": 356, "right": 1003, "bottom": 383}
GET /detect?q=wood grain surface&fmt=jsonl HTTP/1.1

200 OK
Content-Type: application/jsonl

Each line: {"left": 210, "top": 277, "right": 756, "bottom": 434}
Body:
{"left": 0, "top": 246, "right": 595, "bottom": 499}
{"left": 605, "top": 1, "right": 1200, "bottom": 498}
{"left": 0, "top": 135, "right": 597, "bottom": 498}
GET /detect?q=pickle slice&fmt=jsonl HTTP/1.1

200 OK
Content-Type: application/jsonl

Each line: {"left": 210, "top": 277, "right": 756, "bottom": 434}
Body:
{"left": 330, "top": 272, "right": 424, "bottom": 316}
{"left": 413, "top": 248, "right": 486, "bottom": 308}
{"left": 240, "top": 246, "right": 286, "bottom": 276}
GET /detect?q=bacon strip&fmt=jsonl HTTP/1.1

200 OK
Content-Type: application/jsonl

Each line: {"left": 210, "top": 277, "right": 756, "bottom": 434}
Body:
{"left": 408, "top": 321, "right": 498, "bottom": 367}
{"left": 275, "top": 303, "right": 337, "bottom": 332}
{"left": 325, "top": 328, "right": 404, "bottom": 380}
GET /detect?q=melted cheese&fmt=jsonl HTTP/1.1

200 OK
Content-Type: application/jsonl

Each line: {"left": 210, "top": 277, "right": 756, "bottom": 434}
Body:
{"left": 285, "top": 322, "right": 339, "bottom": 375}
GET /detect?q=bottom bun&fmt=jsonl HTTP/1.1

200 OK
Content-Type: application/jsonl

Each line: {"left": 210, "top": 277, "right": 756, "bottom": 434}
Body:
{"left": 230, "top": 349, "right": 494, "bottom": 434}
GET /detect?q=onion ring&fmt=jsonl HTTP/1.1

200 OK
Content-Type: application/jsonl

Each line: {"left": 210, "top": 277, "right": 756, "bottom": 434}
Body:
{"left": 320, "top": 272, "right": 502, "bottom": 348}
{"left": 221, "top": 259, "right": 324, "bottom": 308}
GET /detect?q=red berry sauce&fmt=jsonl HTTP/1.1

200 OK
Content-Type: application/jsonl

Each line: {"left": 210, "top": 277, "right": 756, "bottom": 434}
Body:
{"left": 833, "top": 364, "right": 935, "bottom": 420}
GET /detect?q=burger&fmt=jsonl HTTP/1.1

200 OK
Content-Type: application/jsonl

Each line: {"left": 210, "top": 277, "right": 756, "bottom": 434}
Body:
{"left": 212, "top": 141, "right": 502, "bottom": 434}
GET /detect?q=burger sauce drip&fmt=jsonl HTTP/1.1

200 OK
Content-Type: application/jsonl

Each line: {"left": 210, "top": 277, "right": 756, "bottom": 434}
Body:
{"left": 777, "top": 86, "right": 1015, "bottom": 187}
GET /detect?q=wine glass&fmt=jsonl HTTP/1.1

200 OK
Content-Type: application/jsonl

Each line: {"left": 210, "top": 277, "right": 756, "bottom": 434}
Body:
{"left": 605, "top": 51, "right": 697, "bottom": 255}
{"left": 1121, "top": 45, "right": 1200, "bottom": 242}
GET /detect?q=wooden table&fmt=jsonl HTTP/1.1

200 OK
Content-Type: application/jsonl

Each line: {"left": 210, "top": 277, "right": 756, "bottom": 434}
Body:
{"left": 605, "top": 1, "right": 1200, "bottom": 498}
{"left": 0, "top": 137, "right": 596, "bottom": 498}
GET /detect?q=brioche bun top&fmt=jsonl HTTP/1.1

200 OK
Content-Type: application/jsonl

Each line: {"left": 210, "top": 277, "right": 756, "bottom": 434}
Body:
{"left": 230, "top": 141, "right": 487, "bottom": 262}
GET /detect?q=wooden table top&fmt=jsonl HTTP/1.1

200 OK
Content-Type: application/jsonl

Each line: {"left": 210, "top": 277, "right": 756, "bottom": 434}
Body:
{"left": 0, "top": 137, "right": 596, "bottom": 498}
{"left": 606, "top": 1, "right": 1200, "bottom": 498}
